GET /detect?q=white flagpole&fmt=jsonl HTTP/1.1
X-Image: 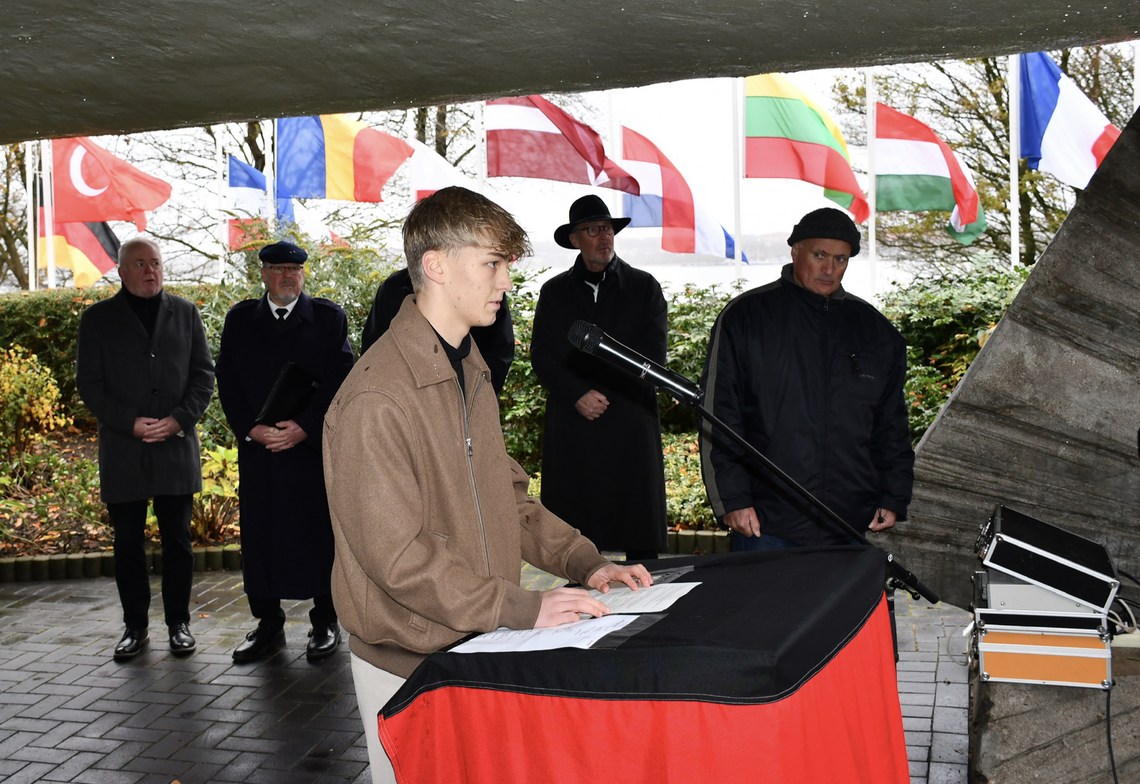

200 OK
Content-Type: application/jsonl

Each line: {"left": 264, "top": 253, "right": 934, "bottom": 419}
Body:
{"left": 1134, "top": 41, "right": 1139, "bottom": 112}
{"left": 1008, "top": 55, "right": 1020, "bottom": 271}
{"left": 476, "top": 101, "right": 487, "bottom": 194}
{"left": 266, "top": 119, "right": 277, "bottom": 235}
{"left": 608, "top": 89, "right": 622, "bottom": 219}
{"left": 866, "top": 68, "right": 878, "bottom": 295}
{"left": 24, "top": 141, "right": 36, "bottom": 291}
{"left": 216, "top": 129, "right": 226, "bottom": 279}
{"left": 732, "top": 77, "right": 743, "bottom": 282}
{"left": 40, "top": 140, "right": 56, "bottom": 289}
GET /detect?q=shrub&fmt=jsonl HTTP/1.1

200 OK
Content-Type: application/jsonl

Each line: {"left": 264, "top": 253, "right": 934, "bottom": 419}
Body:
{"left": 192, "top": 446, "right": 240, "bottom": 544}
{"left": 662, "top": 433, "right": 716, "bottom": 529}
{"left": 0, "top": 346, "right": 69, "bottom": 458}
{"left": 881, "top": 257, "right": 1028, "bottom": 443}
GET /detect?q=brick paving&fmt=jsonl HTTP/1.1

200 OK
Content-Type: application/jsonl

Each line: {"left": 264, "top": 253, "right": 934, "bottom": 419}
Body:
{"left": 0, "top": 565, "right": 968, "bottom": 783}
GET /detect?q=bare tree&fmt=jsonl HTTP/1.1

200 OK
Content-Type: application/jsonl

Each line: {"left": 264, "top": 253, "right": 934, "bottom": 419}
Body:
{"left": 832, "top": 46, "right": 1134, "bottom": 271}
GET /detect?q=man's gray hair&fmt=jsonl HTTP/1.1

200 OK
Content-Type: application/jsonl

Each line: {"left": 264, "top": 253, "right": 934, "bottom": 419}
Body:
{"left": 118, "top": 237, "right": 162, "bottom": 264}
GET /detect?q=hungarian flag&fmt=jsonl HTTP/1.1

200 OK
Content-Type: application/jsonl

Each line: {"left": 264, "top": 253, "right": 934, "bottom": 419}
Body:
{"left": 875, "top": 103, "right": 987, "bottom": 245}
{"left": 744, "top": 74, "right": 869, "bottom": 222}
{"left": 37, "top": 209, "right": 119, "bottom": 288}
{"left": 51, "top": 138, "right": 172, "bottom": 232}
{"left": 407, "top": 139, "right": 478, "bottom": 201}
{"left": 619, "top": 126, "right": 746, "bottom": 262}
{"left": 485, "top": 95, "right": 639, "bottom": 194}
{"left": 277, "top": 115, "right": 414, "bottom": 202}
{"left": 1021, "top": 51, "right": 1121, "bottom": 190}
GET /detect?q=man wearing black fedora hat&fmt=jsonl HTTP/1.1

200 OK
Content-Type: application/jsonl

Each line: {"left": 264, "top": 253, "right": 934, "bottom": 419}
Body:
{"left": 531, "top": 195, "right": 668, "bottom": 560}
{"left": 700, "top": 207, "right": 914, "bottom": 552}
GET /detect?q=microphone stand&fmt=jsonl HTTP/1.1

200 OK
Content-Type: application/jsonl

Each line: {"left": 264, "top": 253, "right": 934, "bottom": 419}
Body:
{"left": 691, "top": 397, "right": 939, "bottom": 604}
{"left": 568, "top": 321, "right": 939, "bottom": 604}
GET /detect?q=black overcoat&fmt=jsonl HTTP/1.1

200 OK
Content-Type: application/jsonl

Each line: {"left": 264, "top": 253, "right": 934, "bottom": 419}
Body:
{"left": 76, "top": 289, "right": 215, "bottom": 504}
{"left": 215, "top": 293, "right": 354, "bottom": 599}
{"left": 530, "top": 255, "right": 668, "bottom": 552}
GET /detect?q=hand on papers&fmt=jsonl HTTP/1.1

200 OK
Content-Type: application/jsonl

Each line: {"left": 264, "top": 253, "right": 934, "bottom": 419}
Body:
{"left": 586, "top": 562, "right": 654, "bottom": 593}
{"left": 535, "top": 587, "right": 610, "bottom": 628}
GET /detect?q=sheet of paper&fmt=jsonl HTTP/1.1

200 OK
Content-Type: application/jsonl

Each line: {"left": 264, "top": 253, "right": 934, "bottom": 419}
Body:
{"left": 588, "top": 581, "right": 700, "bottom": 613}
{"left": 450, "top": 614, "right": 637, "bottom": 654}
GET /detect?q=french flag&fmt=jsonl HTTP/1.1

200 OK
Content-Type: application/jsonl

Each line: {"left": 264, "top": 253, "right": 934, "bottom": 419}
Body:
{"left": 619, "top": 126, "right": 747, "bottom": 263}
{"left": 406, "top": 139, "right": 478, "bottom": 201}
{"left": 1021, "top": 51, "right": 1121, "bottom": 190}
{"left": 225, "top": 156, "right": 294, "bottom": 249}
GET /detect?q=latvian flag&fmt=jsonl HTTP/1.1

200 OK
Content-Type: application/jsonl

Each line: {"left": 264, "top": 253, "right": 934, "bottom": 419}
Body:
{"left": 875, "top": 103, "right": 986, "bottom": 245}
{"left": 1021, "top": 51, "right": 1121, "bottom": 190}
{"left": 619, "top": 126, "right": 747, "bottom": 262}
{"left": 485, "top": 95, "right": 639, "bottom": 194}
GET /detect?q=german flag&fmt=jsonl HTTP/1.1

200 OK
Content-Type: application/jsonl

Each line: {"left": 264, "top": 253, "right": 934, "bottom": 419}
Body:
{"left": 37, "top": 209, "right": 119, "bottom": 288}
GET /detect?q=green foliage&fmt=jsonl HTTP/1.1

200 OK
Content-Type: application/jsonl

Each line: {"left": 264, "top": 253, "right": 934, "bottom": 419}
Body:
{"left": 662, "top": 433, "right": 716, "bottom": 529}
{"left": 499, "top": 267, "right": 547, "bottom": 476}
{"left": 0, "top": 288, "right": 115, "bottom": 415}
{"left": 0, "top": 345, "right": 69, "bottom": 457}
{"left": 881, "top": 257, "right": 1029, "bottom": 442}
{"left": 192, "top": 446, "right": 240, "bottom": 544}
{"left": 0, "top": 445, "right": 108, "bottom": 554}
{"left": 659, "top": 282, "right": 740, "bottom": 432}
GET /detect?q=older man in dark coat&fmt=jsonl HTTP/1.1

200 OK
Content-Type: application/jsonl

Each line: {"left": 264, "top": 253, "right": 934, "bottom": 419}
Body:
{"left": 76, "top": 237, "right": 215, "bottom": 661}
{"left": 215, "top": 241, "right": 354, "bottom": 662}
{"left": 531, "top": 195, "right": 669, "bottom": 560}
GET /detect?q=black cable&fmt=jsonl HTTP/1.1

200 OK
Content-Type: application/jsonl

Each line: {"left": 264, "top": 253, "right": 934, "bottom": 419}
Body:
{"left": 1119, "top": 568, "right": 1140, "bottom": 589}
{"left": 1106, "top": 684, "right": 1118, "bottom": 784}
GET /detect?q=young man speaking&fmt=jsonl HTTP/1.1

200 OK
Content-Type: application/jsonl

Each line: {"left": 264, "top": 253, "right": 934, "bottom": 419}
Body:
{"left": 323, "top": 187, "right": 650, "bottom": 783}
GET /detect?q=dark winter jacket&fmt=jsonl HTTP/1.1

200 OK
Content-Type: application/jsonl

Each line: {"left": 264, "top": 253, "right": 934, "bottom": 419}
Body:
{"left": 700, "top": 264, "right": 914, "bottom": 545}
{"left": 359, "top": 268, "right": 515, "bottom": 396}
{"left": 215, "top": 292, "right": 354, "bottom": 598}
{"left": 76, "top": 289, "right": 214, "bottom": 504}
{"left": 530, "top": 255, "right": 668, "bottom": 552}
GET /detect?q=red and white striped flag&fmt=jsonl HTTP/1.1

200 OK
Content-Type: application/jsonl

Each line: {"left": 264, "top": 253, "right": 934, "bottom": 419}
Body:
{"left": 485, "top": 95, "right": 639, "bottom": 194}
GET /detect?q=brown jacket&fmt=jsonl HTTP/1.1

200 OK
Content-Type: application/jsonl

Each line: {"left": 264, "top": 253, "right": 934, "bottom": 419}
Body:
{"left": 323, "top": 298, "right": 610, "bottom": 677}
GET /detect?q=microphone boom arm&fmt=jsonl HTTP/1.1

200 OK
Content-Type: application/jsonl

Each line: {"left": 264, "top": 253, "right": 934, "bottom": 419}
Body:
{"left": 568, "top": 320, "right": 939, "bottom": 605}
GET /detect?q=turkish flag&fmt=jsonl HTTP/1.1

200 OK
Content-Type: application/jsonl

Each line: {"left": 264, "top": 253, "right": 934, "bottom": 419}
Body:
{"left": 52, "top": 137, "right": 172, "bottom": 232}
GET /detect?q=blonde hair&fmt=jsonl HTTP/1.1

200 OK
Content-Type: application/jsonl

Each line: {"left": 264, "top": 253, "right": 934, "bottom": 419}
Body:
{"left": 402, "top": 187, "right": 531, "bottom": 291}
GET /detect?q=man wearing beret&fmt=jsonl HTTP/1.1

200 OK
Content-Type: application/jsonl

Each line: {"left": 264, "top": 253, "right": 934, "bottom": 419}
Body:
{"left": 530, "top": 195, "right": 668, "bottom": 561}
{"left": 215, "top": 241, "right": 354, "bottom": 662}
{"left": 700, "top": 207, "right": 914, "bottom": 549}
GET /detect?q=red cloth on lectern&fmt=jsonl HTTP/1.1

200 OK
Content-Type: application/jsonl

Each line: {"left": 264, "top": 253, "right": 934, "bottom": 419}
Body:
{"left": 379, "top": 597, "right": 906, "bottom": 783}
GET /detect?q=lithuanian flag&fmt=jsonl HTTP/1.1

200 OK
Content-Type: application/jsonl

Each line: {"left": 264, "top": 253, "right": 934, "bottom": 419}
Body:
{"left": 37, "top": 211, "right": 119, "bottom": 288}
{"left": 745, "top": 74, "right": 869, "bottom": 222}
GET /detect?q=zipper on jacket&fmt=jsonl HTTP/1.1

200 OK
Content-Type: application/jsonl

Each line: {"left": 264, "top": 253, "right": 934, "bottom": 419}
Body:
{"left": 457, "top": 374, "right": 491, "bottom": 575}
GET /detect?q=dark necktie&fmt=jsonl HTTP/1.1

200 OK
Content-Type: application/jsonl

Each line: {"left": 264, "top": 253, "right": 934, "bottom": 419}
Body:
{"left": 276, "top": 308, "right": 288, "bottom": 321}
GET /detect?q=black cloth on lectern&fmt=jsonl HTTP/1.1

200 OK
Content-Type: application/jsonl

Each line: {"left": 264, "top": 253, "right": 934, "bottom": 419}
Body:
{"left": 383, "top": 546, "right": 888, "bottom": 716}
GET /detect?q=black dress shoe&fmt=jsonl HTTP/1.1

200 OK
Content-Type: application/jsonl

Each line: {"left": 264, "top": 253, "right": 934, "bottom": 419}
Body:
{"left": 113, "top": 627, "right": 149, "bottom": 661}
{"left": 169, "top": 622, "right": 196, "bottom": 656}
{"left": 306, "top": 623, "right": 341, "bottom": 661}
{"left": 232, "top": 626, "right": 286, "bottom": 663}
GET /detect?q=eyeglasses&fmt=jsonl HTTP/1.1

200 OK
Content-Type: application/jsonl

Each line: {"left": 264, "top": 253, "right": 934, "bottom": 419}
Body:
{"left": 263, "top": 265, "right": 304, "bottom": 276}
{"left": 575, "top": 224, "right": 615, "bottom": 237}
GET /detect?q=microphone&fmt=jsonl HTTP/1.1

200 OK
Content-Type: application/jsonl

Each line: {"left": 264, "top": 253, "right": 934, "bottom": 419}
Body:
{"left": 568, "top": 320, "right": 701, "bottom": 406}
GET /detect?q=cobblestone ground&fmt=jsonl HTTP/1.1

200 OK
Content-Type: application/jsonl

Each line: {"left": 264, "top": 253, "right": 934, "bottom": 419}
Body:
{"left": 0, "top": 564, "right": 967, "bottom": 783}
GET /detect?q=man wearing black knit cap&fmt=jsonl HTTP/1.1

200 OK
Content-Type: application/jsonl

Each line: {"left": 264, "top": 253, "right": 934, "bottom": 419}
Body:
{"left": 216, "top": 241, "right": 355, "bottom": 662}
{"left": 700, "top": 207, "right": 914, "bottom": 550}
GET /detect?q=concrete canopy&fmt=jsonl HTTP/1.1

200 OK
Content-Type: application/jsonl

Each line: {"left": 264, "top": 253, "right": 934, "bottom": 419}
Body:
{"left": 2, "top": 1, "right": 1139, "bottom": 145}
